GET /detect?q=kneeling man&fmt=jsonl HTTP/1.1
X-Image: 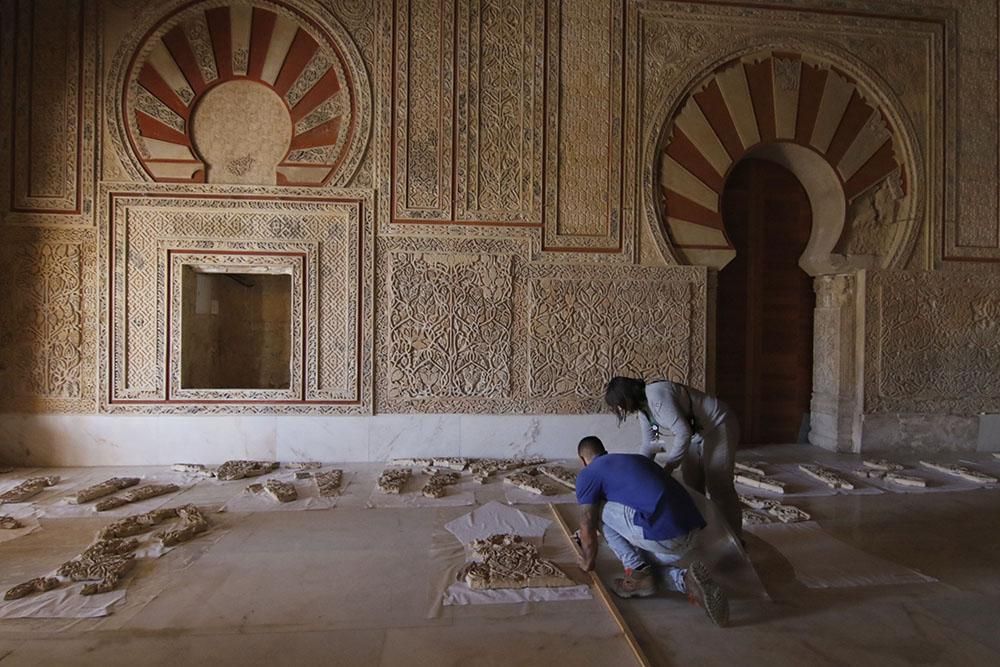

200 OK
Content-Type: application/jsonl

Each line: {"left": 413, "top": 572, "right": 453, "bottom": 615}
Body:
{"left": 575, "top": 436, "right": 729, "bottom": 627}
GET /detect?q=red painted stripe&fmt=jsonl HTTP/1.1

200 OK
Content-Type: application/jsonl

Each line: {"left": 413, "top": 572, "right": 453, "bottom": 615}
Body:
{"left": 290, "top": 116, "right": 342, "bottom": 150}
{"left": 136, "top": 111, "right": 190, "bottom": 145}
{"left": 664, "top": 190, "right": 726, "bottom": 230}
{"left": 664, "top": 128, "right": 724, "bottom": 192}
{"left": 694, "top": 80, "right": 743, "bottom": 160}
{"left": 745, "top": 60, "right": 775, "bottom": 142}
{"left": 273, "top": 29, "right": 319, "bottom": 98}
{"left": 795, "top": 64, "right": 827, "bottom": 145}
{"left": 205, "top": 7, "right": 233, "bottom": 80}
{"left": 844, "top": 141, "right": 897, "bottom": 200}
{"left": 291, "top": 67, "right": 341, "bottom": 122}
{"left": 248, "top": 8, "right": 276, "bottom": 81}
{"left": 138, "top": 64, "right": 190, "bottom": 119}
{"left": 162, "top": 25, "right": 206, "bottom": 94}
{"left": 826, "top": 91, "right": 874, "bottom": 166}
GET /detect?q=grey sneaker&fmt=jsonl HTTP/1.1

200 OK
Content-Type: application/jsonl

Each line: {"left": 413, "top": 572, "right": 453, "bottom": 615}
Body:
{"left": 684, "top": 561, "right": 729, "bottom": 627}
{"left": 612, "top": 567, "right": 656, "bottom": 599}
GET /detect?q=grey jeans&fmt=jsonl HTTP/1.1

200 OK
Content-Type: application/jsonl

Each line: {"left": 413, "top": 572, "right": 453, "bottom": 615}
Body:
{"left": 600, "top": 501, "right": 698, "bottom": 592}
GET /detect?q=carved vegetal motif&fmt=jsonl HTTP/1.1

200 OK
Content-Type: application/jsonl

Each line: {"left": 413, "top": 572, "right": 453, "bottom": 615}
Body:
{"left": 392, "top": 458, "right": 434, "bottom": 467}
{"left": 528, "top": 268, "right": 703, "bottom": 399}
{"left": 286, "top": 462, "right": 322, "bottom": 471}
{"left": 98, "top": 508, "right": 180, "bottom": 540}
{"left": 738, "top": 495, "right": 809, "bottom": 523}
{"left": 856, "top": 468, "right": 926, "bottom": 488}
{"left": 919, "top": 462, "right": 997, "bottom": 485}
{"left": 0, "top": 228, "right": 97, "bottom": 412}
{"left": 156, "top": 505, "right": 208, "bottom": 546}
{"left": 469, "top": 457, "right": 545, "bottom": 483}
{"left": 432, "top": 457, "right": 469, "bottom": 471}
{"left": 95, "top": 484, "right": 180, "bottom": 511}
{"left": 4, "top": 577, "right": 60, "bottom": 601}
{"left": 865, "top": 273, "right": 1000, "bottom": 414}
{"left": 71, "top": 478, "right": 141, "bottom": 504}
{"left": 263, "top": 480, "right": 298, "bottom": 503}
{"left": 388, "top": 252, "right": 513, "bottom": 400}
{"left": 0, "top": 477, "right": 60, "bottom": 503}
{"left": 214, "top": 460, "right": 279, "bottom": 481}
{"left": 1, "top": 515, "right": 24, "bottom": 529}
{"left": 503, "top": 471, "right": 561, "bottom": 496}
{"left": 463, "top": 534, "right": 573, "bottom": 590}
{"left": 376, "top": 468, "right": 411, "bottom": 494}
{"left": 537, "top": 465, "right": 577, "bottom": 490}
{"left": 314, "top": 470, "right": 343, "bottom": 497}
{"left": 863, "top": 459, "right": 903, "bottom": 472}
{"left": 421, "top": 469, "right": 460, "bottom": 499}
{"left": 110, "top": 0, "right": 370, "bottom": 186}
{"left": 172, "top": 463, "right": 211, "bottom": 475}
{"left": 734, "top": 462, "right": 768, "bottom": 477}
{"left": 798, "top": 464, "right": 855, "bottom": 490}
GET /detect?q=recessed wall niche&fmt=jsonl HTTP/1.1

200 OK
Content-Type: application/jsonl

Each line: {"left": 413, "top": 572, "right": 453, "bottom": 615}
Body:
{"left": 180, "top": 265, "right": 293, "bottom": 391}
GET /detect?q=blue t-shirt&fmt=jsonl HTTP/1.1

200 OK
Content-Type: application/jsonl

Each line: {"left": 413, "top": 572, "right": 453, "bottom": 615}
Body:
{"left": 575, "top": 453, "right": 706, "bottom": 540}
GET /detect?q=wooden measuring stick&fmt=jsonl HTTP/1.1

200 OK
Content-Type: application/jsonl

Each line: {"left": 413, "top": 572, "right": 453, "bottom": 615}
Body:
{"left": 549, "top": 503, "right": 653, "bottom": 667}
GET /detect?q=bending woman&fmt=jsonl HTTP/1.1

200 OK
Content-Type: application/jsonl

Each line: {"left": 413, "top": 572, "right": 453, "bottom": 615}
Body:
{"left": 604, "top": 376, "right": 742, "bottom": 538}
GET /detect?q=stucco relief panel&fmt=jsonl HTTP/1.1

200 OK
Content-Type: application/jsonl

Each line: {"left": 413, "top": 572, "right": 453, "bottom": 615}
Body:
{"left": 864, "top": 271, "right": 1000, "bottom": 414}
{"left": 99, "top": 183, "right": 373, "bottom": 414}
{"left": 0, "top": 226, "right": 97, "bottom": 412}
{"left": 1, "top": 0, "right": 97, "bottom": 224}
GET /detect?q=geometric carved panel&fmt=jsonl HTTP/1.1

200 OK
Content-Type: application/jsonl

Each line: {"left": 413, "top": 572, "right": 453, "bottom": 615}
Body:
{"left": 542, "top": 0, "right": 626, "bottom": 252}
{"left": 2, "top": 0, "right": 96, "bottom": 223}
{"left": 110, "top": 0, "right": 370, "bottom": 187}
{"left": 527, "top": 265, "right": 706, "bottom": 401}
{"left": 864, "top": 270, "right": 1000, "bottom": 415}
{"left": 0, "top": 226, "right": 97, "bottom": 412}
{"left": 99, "top": 183, "right": 372, "bottom": 414}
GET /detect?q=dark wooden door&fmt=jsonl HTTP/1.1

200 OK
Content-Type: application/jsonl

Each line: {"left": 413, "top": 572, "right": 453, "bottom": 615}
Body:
{"left": 716, "top": 158, "right": 814, "bottom": 445}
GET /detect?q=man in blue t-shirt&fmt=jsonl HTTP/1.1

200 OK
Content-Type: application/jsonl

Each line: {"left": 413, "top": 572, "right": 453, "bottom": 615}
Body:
{"left": 575, "top": 436, "right": 729, "bottom": 627}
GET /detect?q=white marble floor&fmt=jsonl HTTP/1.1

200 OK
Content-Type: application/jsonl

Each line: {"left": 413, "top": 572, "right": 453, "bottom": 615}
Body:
{"left": 1, "top": 446, "right": 999, "bottom": 666}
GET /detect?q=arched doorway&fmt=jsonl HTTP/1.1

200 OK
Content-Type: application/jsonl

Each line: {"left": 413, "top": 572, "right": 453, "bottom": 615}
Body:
{"left": 715, "top": 158, "right": 814, "bottom": 445}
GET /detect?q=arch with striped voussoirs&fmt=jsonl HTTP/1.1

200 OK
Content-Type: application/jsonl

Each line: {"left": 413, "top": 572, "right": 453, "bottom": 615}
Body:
{"left": 654, "top": 49, "right": 919, "bottom": 275}
{"left": 112, "top": 0, "right": 370, "bottom": 186}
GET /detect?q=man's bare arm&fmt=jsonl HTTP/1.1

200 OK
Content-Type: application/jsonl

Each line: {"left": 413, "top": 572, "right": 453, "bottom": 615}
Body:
{"left": 578, "top": 503, "right": 599, "bottom": 571}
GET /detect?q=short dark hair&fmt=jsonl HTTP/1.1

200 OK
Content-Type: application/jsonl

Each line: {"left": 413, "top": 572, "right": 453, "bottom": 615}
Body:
{"left": 578, "top": 435, "right": 607, "bottom": 459}
{"left": 604, "top": 376, "right": 647, "bottom": 422}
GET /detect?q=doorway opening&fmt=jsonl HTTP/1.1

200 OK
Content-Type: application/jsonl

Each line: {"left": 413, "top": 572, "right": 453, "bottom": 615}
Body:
{"left": 716, "top": 158, "right": 815, "bottom": 445}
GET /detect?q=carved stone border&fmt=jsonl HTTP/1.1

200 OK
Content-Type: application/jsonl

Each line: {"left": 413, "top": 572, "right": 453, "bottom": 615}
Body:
{"left": 166, "top": 249, "right": 306, "bottom": 402}
{"left": 99, "top": 182, "right": 373, "bottom": 414}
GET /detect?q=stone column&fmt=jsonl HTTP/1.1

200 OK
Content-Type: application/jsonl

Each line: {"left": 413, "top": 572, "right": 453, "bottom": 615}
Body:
{"left": 809, "top": 272, "right": 861, "bottom": 452}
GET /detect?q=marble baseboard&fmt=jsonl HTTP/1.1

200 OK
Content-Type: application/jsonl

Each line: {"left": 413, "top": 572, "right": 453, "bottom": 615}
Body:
{"left": 0, "top": 413, "right": 642, "bottom": 466}
{"left": 859, "top": 413, "right": 980, "bottom": 453}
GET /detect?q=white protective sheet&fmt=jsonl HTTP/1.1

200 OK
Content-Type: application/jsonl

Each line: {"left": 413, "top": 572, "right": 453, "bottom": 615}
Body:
{"left": 822, "top": 460, "right": 983, "bottom": 494}
{"left": 0, "top": 584, "right": 126, "bottom": 620}
{"left": 0, "top": 506, "right": 41, "bottom": 544}
{"left": 748, "top": 521, "right": 936, "bottom": 588}
{"left": 444, "top": 501, "right": 551, "bottom": 544}
{"left": 442, "top": 582, "right": 592, "bottom": 605}
{"left": 38, "top": 471, "right": 200, "bottom": 518}
{"left": 502, "top": 484, "right": 577, "bottom": 506}
{"left": 736, "top": 462, "right": 883, "bottom": 498}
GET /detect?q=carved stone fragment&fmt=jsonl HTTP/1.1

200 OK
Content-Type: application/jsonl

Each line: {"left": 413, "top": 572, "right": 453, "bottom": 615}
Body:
{"left": 738, "top": 495, "right": 809, "bottom": 523}
{"left": 1, "top": 515, "right": 23, "bottom": 529}
{"left": 742, "top": 509, "right": 778, "bottom": 526}
{"left": 95, "top": 484, "right": 180, "bottom": 511}
{"left": 391, "top": 457, "right": 433, "bottom": 467}
{"left": 503, "top": 471, "right": 561, "bottom": 496}
{"left": 71, "top": 477, "right": 141, "bottom": 504}
{"left": 4, "top": 577, "right": 59, "bottom": 601}
{"left": 734, "top": 472, "right": 785, "bottom": 494}
{"left": 885, "top": 472, "right": 927, "bottom": 488}
{"left": 377, "top": 468, "right": 411, "bottom": 494}
{"left": 537, "top": 465, "right": 577, "bottom": 490}
{"left": 919, "top": 461, "right": 997, "bottom": 484}
{"left": 469, "top": 457, "right": 548, "bottom": 481}
{"left": 314, "top": 470, "right": 343, "bottom": 497}
{"left": 264, "top": 479, "right": 298, "bottom": 503}
{"left": 431, "top": 457, "right": 469, "bottom": 471}
{"left": 862, "top": 459, "right": 903, "bottom": 472}
{"left": 294, "top": 471, "right": 313, "bottom": 480}
{"left": 156, "top": 505, "right": 208, "bottom": 546}
{"left": 286, "top": 462, "right": 322, "bottom": 470}
{"left": 463, "top": 534, "right": 573, "bottom": 590}
{"left": 98, "top": 508, "right": 180, "bottom": 540}
{"left": 172, "top": 463, "right": 211, "bottom": 475}
{"left": 798, "top": 464, "right": 855, "bottom": 490}
{"left": 0, "top": 476, "right": 60, "bottom": 503}
{"left": 734, "top": 461, "right": 768, "bottom": 477}
{"left": 421, "top": 470, "right": 460, "bottom": 498}
{"left": 214, "top": 460, "right": 279, "bottom": 481}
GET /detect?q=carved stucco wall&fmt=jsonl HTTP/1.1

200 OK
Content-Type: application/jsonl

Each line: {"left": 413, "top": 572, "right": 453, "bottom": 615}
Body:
{"left": 0, "top": 0, "right": 998, "bottom": 448}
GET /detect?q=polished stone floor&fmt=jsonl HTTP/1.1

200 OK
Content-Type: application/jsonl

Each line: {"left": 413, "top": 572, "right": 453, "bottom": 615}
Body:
{"left": 1, "top": 446, "right": 999, "bottom": 666}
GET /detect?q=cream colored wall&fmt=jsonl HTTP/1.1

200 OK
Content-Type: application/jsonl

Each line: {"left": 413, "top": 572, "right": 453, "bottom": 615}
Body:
{"left": 0, "top": 0, "right": 998, "bottom": 458}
